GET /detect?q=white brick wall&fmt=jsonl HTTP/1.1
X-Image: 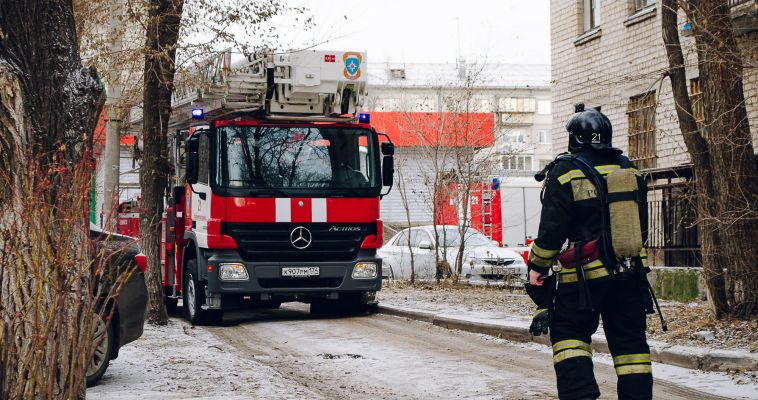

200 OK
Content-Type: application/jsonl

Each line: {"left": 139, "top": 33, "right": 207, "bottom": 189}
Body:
{"left": 551, "top": 1, "right": 758, "bottom": 167}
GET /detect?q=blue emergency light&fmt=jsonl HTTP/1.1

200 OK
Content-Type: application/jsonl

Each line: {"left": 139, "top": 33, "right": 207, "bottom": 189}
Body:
{"left": 192, "top": 108, "right": 204, "bottom": 119}
{"left": 492, "top": 177, "right": 501, "bottom": 190}
{"left": 358, "top": 113, "right": 370, "bottom": 124}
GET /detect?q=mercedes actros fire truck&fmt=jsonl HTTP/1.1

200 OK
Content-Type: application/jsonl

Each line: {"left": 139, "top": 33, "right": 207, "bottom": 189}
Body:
{"left": 133, "top": 49, "right": 394, "bottom": 324}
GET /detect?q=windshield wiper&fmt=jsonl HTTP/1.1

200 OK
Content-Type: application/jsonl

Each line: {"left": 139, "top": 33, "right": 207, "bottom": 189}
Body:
{"left": 247, "top": 187, "right": 289, "bottom": 197}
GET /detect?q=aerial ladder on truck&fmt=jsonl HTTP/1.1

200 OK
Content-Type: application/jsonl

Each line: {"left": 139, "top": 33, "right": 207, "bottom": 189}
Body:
{"left": 130, "top": 49, "right": 395, "bottom": 324}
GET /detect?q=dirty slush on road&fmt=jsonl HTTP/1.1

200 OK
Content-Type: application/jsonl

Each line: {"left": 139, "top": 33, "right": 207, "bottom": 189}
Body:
{"left": 89, "top": 299, "right": 740, "bottom": 399}
{"left": 203, "top": 303, "right": 727, "bottom": 400}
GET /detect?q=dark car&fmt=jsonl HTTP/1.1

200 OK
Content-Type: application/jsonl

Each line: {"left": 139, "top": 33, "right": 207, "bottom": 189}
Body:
{"left": 87, "top": 224, "right": 148, "bottom": 386}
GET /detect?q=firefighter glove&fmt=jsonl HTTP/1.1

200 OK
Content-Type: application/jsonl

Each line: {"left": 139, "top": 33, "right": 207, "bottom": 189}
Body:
{"left": 529, "top": 308, "right": 551, "bottom": 336}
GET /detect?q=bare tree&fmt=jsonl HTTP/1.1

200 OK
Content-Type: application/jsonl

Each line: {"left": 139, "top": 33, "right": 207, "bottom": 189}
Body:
{"left": 0, "top": 0, "right": 107, "bottom": 396}
{"left": 441, "top": 67, "right": 501, "bottom": 281}
{"left": 127, "top": 0, "right": 304, "bottom": 326}
{"left": 137, "top": 0, "right": 184, "bottom": 326}
{"left": 661, "top": 0, "right": 758, "bottom": 319}
{"left": 395, "top": 160, "right": 417, "bottom": 282}
{"left": 393, "top": 63, "right": 506, "bottom": 283}
{"left": 395, "top": 97, "right": 457, "bottom": 282}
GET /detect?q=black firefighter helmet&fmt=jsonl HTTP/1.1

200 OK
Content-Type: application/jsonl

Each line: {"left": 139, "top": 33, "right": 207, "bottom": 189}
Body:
{"left": 566, "top": 103, "right": 614, "bottom": 153}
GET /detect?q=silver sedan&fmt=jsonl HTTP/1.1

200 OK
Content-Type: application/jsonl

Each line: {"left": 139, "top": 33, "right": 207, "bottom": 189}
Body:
{"left": 378, "top": 225, "right": 527, "bottom": 282}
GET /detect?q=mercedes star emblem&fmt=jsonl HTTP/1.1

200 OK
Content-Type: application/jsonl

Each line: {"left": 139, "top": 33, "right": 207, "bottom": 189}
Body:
{"left": 290, "top": 226, "right": 312, "bottom": 250}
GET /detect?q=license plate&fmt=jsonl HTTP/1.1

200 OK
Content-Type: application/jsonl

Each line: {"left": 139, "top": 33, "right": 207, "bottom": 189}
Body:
{"left": 281, "top": 267, "right": 320, "bottom": 277}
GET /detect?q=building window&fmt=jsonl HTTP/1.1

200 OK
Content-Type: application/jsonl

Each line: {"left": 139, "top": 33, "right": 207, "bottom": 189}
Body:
{"left": 537, "top": 100, "right": 552, "bottom": 115}
{"left": 499, "top": 97, "right": 536, "bottom": 113}
{"left": 633, "top": 0, "right": 655, "bottom": 12}
{"left": 538, "top": 159, "right": 551, "bottom": 169}
{"left": 501, "top": 155, "right": 533, "bottom": 171}
{"left": 538, "top": 130, "right": 551, "bottom": 144}
{"left": 627, "top": 91, "right": 657, "bottom": 170}
{"left": 689, "top": 78, "right": 706, "bottom": 136}
{"left": 583, "top": 0, "right": 601, "bottom": 32}
{"left": 507, "top": 129, "right": 526, "bottom": 144}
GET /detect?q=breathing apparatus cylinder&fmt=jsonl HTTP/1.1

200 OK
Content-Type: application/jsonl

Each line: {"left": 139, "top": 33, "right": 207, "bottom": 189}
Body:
{"left": 606, "top": 168, "right": 643, "bottom": 258}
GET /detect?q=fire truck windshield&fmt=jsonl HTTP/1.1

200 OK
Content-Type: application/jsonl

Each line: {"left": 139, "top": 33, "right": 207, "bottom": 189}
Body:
{"left": 217, "top": 125, "right": 378, "bottom": 193}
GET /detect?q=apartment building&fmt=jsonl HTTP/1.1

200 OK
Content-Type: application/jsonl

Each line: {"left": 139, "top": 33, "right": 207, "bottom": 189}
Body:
{"left": 367, "top": 62, "right": 551, "bottom": 239}
{"left": 551, "top": 0, "right": 758, "bottom": 265}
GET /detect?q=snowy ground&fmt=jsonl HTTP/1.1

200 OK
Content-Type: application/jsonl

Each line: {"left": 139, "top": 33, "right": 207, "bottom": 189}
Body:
{"left": 87, "top": 317, "right": 320, "bottom": 399}
{"left": 378, "top": 282, "right": 758, "bottom": 352}
{"left": 87, "top": 302, "right": 756, "bottom": 400}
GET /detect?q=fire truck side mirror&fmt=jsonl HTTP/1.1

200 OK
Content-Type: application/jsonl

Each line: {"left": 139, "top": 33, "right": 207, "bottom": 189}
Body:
{"left": 185, "top": 133, "right": 200, "bottom": 184}
{"left": 381, "top": 141, "right": 395, "bottom": 156}
{"left": 382, "top": 155, "right": 394, "bottom": 187}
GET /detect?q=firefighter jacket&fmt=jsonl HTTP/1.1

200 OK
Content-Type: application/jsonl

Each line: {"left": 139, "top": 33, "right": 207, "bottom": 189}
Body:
{"left": 527, "top": 150, "right": 648, "bottom": 278}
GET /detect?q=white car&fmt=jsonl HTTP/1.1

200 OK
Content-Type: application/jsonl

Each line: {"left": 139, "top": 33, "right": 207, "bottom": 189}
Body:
{"left": 378, "top": 225, "right": 527, "bottom": 282}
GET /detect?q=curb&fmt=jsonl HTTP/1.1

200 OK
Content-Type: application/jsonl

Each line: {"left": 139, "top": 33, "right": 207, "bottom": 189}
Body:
{"left": 376, "top": 305, "right": 758, "bottom": 372}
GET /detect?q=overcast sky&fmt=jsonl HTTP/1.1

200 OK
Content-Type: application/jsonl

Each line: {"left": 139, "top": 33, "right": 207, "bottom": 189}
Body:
{"left": 278, "top": 0, "right": 551, "bottom": 65}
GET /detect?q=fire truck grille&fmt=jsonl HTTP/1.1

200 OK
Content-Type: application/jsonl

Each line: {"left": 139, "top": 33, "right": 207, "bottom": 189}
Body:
{"left": 221, "top": 222, "right": 374, "bottom": 262}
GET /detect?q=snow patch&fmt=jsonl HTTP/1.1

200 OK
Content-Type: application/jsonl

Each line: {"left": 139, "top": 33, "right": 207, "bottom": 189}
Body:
{"left": 87, "top": 319, "right": 318, "bottom": 399}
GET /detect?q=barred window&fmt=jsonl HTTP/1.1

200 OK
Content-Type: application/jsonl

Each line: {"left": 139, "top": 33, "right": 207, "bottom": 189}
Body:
{"left": 689, "top": 78, "right": 706, "bottom": 136}
{"left": 627, "top": 92, "right": 657, "bottom": 170}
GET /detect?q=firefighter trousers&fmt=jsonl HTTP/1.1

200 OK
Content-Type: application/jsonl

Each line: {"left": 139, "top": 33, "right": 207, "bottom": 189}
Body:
{"left": 550, "top": 275, "right": 653, "bottom": 400}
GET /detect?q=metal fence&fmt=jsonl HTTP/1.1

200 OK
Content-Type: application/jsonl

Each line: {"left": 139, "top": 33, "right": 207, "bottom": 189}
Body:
{"left": 646, "top": 185, "right": 701, "bottom": 268}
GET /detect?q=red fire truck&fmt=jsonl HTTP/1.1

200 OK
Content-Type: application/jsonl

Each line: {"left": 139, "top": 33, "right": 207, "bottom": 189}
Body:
{"left": 134, "top": 49, "right": 394, "bottom": 324}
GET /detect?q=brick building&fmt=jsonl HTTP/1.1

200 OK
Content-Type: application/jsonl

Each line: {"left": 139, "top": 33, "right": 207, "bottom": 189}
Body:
{"left": 550, "top": 0, "right": 758, "bottom": 266}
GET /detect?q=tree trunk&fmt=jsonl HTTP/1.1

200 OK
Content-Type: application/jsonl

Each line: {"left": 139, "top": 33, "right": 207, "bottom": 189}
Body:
{"left": 661, "top": 0, "right": 729, "bottom": 318}
{"left": 396, "top": 163, "right": 416, "bottom": 283}
{"left": 0, "top": 0, "right": 105, "bottom": 397}
{"left": 662, "top": 0, "right": 758, "bottom": 319}
{"left": 687, "top": 0, "right": 758, "bottom": 319}
{"left": 139, "top": 0, "right": 184, "bottom": 326}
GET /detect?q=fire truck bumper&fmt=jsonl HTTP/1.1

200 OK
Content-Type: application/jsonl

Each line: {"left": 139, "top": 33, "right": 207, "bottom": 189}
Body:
{"left": 202, "top": 251, "right": 382, "bottom": 303}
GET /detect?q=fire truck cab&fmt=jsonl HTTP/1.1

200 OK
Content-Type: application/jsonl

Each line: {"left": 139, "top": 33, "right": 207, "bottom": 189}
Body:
{"left": 151, "top": 50, "right": 393, "bottom": 324}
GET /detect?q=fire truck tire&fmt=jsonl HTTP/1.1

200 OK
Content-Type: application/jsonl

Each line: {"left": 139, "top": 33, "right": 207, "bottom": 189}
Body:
{"left": 164, "top": 296, "right": 179, "bottom": 314}
{"left": 183, "top": 259, "right": 222, "bottom": 325}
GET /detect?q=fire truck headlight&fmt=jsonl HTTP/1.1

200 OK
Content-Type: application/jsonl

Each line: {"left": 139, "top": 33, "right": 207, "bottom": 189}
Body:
{"left": 218, "top": 263, "right": 249, "bottom": 281}
{"left": 352, "top": 262, "right": 378, "bottom": 279}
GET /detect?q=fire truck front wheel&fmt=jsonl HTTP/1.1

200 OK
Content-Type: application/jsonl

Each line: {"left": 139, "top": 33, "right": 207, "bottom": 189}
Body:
{"left": 183, "top": 259, "right": 222, "bottom": 325}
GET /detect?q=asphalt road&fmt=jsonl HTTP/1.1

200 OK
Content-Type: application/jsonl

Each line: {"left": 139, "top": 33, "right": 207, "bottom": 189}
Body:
{"left": 206, "top": 304, "right": 728, "bottom": 400}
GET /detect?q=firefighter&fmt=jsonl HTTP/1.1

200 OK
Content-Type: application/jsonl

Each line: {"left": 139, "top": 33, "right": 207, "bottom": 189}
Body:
{"left": 526, "top": 103, "right": 654, "bottom": 400}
